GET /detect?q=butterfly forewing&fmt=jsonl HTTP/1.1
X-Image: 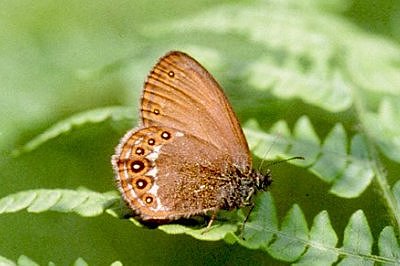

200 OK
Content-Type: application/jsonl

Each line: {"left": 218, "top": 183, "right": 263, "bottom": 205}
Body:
{"left": 141, "top": 51, "right": 251, "bottom": 167}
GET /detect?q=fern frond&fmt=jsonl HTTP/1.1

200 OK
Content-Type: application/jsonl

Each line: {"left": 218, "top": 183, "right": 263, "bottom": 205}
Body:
{"left": 12, "top": 107, "right": 134, "bottom": 156}
{"left": 245, "top": 116, "right": 374, "bottom": 198}
{"left": 239, "top": 193, "right": 399, "bottom": 264}
{"left": 1, "top": 188, "right": 399, "bottom": 265}
{"left": 0, "top": 189, "right": 118, "bottom": 217}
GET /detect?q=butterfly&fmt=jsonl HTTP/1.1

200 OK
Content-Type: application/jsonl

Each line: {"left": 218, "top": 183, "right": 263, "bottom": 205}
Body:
{"left": 112, "top": 51, "right": 271, "bottom": 228}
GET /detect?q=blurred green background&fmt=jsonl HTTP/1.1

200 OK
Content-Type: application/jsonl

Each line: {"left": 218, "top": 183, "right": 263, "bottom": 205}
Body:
{"left": 1, "top": 0, "right": 399, "bottom": 265}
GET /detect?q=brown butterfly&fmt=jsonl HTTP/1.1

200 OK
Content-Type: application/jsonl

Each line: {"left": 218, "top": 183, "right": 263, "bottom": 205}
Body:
{"left": 112, "top": 51, "right": 271, "bottom": 228}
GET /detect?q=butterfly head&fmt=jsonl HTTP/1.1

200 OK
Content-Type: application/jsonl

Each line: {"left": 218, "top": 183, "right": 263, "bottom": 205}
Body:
{"left": 252, "top": 169, "right": 272, "bottom": 191}
{"left": 233, "top": 168, "right": 272, "bottom": 208}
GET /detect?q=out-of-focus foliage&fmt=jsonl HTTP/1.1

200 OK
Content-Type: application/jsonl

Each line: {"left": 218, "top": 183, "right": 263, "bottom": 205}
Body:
{"left": 1, "top": 0, "right": 400, "bottom": 265}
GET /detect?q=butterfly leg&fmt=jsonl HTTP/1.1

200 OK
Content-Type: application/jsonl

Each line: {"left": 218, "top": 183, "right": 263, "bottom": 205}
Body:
{"left": 240, "top": 204, "right": 255, "bottom": 240}
{"left": 201, "top": 211, "right": 218, "bottom": 234}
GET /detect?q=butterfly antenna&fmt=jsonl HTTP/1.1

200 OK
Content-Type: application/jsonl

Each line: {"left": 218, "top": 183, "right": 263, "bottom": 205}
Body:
{"left": 257, "top": 134, "right": 279, "bottom": 172}
{"left": 257, "top": 134, "right": 304, "bottom": 171}
{"left": 266, "top": 156, "right": 305, "bottom": 167}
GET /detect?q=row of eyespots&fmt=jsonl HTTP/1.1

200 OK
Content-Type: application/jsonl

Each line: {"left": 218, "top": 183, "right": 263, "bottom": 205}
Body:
{"left": 133, "top": 130, "right": 171, "bottom": 157}
{"left": 129, "top": 129, "right": 172, "bottom": 206}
